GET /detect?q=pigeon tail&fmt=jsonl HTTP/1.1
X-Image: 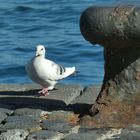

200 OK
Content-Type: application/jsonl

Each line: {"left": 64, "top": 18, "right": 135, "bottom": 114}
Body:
{"left": 62, "top": 67, "right": 76, "bottom": 78}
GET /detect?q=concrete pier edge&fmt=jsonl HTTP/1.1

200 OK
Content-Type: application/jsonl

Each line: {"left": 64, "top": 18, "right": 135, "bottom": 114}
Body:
{"left": 0, "top": 84, "right": 139, "bottom": 140}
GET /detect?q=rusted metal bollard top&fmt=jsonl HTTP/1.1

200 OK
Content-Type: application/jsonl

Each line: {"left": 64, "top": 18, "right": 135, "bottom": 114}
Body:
{"left": 80, "top": 6, "right": 140, "bottom": 127}
{"left": 80, "top": 6, "right": 140, "bottom": 48}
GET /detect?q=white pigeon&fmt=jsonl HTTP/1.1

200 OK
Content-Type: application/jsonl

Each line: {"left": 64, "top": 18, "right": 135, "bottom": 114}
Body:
{"left": 26, "top": 45, "right": 76, "bottom": 96}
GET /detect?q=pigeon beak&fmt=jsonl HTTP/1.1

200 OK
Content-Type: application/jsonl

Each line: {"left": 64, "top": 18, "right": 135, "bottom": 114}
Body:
{"left": 36, "top": 51, "right": 40, "bottom": 56}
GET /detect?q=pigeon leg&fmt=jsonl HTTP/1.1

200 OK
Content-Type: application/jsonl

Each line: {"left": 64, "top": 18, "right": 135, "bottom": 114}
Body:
{"left": 37, "top": 87, "right": 49, "bottom": 96}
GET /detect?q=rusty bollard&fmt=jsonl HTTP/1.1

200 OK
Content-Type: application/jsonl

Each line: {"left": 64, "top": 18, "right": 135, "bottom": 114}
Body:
{"left": 80, "top": 6, "right": 140, "bottom": 127}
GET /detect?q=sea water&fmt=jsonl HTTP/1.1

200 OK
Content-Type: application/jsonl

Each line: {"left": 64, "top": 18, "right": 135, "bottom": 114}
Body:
{"left": 1, "top": 0, "right": 137, "bottom": 86}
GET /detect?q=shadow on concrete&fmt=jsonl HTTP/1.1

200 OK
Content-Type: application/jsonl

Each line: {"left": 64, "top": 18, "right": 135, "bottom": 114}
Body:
{"left": 0, "top": 90, "right": 92, "bottom": 115}
{"left": 0, "top": 90, "right": 37, "bottom": 96}
{"left": 67, "top": 103, "right": 92, "bottom": 115}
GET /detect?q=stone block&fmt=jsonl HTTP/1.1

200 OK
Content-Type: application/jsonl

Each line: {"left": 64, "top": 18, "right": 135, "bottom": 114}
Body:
{"left": 0, "top": 129, "right": 29, "bottom": 140}
{"left": 27, "top": 130, "right": 63, "bottom": 140}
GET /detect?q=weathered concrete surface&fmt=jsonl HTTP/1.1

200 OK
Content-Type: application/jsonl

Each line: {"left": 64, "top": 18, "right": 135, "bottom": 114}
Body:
{"left": 0, "top": 84, "right": 93, "bottom": 139}
{"left": 80, "top": 5, "right": 140, "bottom": 128}
{"left": 0, "top": 129, "right": 29, "bottom": 140}
{"left": 0, "top": 112, "right": 7, "bottom": 124}
{"left": 69, "top": 86, "right": 101, "bottom": 114}
{"left": 0, "top": 84, "right": 139, "bottom": 139}
{"left": 0, "top": 84, "right": 83, "bottom": 107}
{"left": 26, "top": 130, "right": 63, "bottom": 140}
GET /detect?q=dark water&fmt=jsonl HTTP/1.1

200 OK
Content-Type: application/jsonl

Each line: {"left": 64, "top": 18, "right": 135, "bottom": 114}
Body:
{"left": 0, "top": 0, "right": 138, "bottom": 86}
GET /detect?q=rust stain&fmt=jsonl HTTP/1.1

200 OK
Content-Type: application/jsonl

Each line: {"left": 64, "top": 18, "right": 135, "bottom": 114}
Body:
{"left": 41, "top": 114, "right": 49, "bottom": 120}
{"left": 136, "top": 70, "right": 140, "bottom": 80}
{"left": 111, "top": 6, "right": 135, "bottom": 21}
{"left": 82, "top": 92, "right": 140, "bottom": 128}
{"left": 28, "top": 126, "right": 42, "bottom": 133}
{"left": 67, "top": 114, "right": 80, "bottom": 124}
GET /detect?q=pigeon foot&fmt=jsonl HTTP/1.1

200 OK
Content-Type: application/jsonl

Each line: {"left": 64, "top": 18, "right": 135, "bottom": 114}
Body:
{"left": 37, "top": 87, "right": 49, "bottom": 96}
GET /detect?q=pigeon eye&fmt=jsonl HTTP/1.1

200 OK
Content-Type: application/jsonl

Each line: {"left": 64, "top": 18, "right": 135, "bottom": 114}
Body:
{"left": 41, "top": 48, "right": 43, "bottom": 50}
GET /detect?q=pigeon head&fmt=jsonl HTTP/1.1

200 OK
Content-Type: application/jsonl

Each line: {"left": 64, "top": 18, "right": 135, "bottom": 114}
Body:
{"left": 36, "top": 45, "right": 46, "bottom": 57}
